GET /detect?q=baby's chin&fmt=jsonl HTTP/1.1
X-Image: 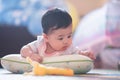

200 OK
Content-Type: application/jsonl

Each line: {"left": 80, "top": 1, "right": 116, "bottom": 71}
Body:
{"left": 54, "top": 46, "right": 69, "bottom": 52}
{"left": 60, "top": 46, "right": 69, "bottom": 51}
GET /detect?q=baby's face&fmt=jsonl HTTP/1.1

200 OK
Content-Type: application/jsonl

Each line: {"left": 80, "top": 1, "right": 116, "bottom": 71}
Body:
{"left": 46, "top": 24, "right": 72, "bottom": 51}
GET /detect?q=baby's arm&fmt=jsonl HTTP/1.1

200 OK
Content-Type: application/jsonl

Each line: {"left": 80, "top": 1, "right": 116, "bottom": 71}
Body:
{"left": 20, "top": 45, "right": 43, "bottom": 63}
{"left": 71, "top": 46, "right": 95, "bottom": 60}
{"left": 79, "top": 50, "right": 96, "bottom": 60}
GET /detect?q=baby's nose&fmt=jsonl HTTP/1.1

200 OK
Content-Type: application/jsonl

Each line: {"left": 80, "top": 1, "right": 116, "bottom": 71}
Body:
{"left": 63, "top": 40, "right": 69, "bottom": 45}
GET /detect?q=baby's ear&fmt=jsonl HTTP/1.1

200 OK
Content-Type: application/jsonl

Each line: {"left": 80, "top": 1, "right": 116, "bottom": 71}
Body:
{"left": 42, "top": 33, "right": 48, "bottom": 42}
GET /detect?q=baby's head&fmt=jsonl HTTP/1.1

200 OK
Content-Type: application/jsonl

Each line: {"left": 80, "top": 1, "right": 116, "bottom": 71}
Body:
{"left": 42, "top": 8, "right": 72, "bottom": 34}
{"left": 41, "top": 8, "right": 72, "bottom": 51}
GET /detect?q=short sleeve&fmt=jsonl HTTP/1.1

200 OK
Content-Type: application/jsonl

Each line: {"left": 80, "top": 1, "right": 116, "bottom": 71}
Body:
{"left": 28, "top": 41, "right": 38, "bottom": 53}
{"left": 27, "top": 36, "right": 44, "bottom": 53}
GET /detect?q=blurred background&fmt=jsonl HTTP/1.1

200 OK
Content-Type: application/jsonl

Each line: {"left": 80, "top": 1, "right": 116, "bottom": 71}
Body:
{"left": 0, "top": 0, "right": 120, "bottom": 70}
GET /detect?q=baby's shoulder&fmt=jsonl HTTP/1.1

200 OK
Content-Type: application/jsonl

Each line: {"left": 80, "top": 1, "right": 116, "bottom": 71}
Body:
{"left": 27, "top": 36, "right": 44, "bottom": 47}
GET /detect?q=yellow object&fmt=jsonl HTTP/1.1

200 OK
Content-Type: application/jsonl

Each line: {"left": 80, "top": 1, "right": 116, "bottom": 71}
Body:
{"left": 26, "top": 57, "right": 74, "bottom": 76}
{"left": 66, "top": 0, "right": 80, "bottom": 32}
{"left": 46, "top": 67, "right": 73, "bottom": 76}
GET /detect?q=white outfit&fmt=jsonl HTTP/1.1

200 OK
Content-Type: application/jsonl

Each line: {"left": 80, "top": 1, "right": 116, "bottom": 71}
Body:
{"left": 27, "top": 36, "right": 79, "bottom": 57}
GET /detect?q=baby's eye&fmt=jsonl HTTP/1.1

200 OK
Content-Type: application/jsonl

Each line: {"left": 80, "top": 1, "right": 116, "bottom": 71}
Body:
{"left": 58, "top": 38, "right": 63, "bottom": 40}
{"left": 67, "top": 35, "right": 72, "bottom": 38}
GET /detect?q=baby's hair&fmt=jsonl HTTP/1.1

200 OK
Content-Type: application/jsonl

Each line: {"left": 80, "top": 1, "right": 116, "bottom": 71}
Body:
{"left": 41, "top": 8, "right": 72, "bottom": 34}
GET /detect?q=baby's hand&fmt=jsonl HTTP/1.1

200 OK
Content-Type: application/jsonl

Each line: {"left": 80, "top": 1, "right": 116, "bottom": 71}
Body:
{"left": 79, "top": 50, "right": 96, "bottom": 60}
{"left": 30, "top": 53, "right": 43, "bottom": 63}
{"left": 20, "top": 45, "right": 43, "bottom": 63}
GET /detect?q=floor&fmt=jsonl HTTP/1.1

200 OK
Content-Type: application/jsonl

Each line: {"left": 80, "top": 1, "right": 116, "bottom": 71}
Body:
{"left": 0, "top": 69, "right": 120, "bottom": 80}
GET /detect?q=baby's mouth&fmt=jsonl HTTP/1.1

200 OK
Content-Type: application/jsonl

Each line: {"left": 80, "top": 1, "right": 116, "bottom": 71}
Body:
{"left": 61, "top": 46, "right": 68, "bottom": 50}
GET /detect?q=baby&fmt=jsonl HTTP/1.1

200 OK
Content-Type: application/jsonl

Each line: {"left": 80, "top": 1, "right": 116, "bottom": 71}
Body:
{"left": 20, "top": 8, "right": 95, "bottom": 63}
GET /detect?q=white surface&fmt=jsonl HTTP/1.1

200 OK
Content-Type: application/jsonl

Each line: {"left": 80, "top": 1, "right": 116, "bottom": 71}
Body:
{"left": 0, "top": 69, "right": 120, "bottom": 80}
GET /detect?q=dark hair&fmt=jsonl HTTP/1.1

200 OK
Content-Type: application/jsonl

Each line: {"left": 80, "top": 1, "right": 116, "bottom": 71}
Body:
{"left": 41, "top": 8, "right": 72, "bottom": 34}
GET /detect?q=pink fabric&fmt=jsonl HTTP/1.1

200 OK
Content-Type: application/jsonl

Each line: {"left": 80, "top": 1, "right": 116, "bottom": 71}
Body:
{"left": 28, "top": 36, "right": 79, "bottom": 58}
{"left": 106, "top": 0, "right": 120, "bottom": 47}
